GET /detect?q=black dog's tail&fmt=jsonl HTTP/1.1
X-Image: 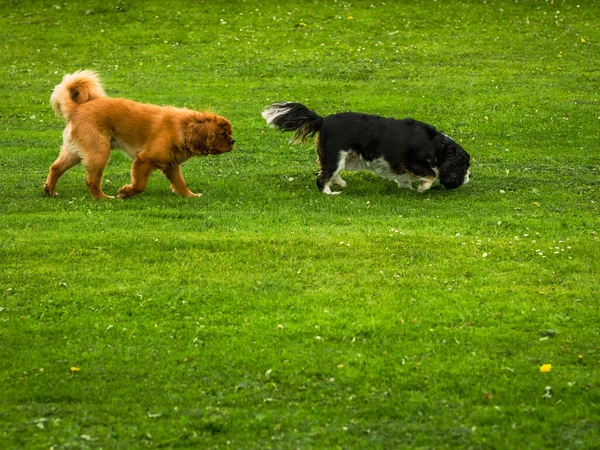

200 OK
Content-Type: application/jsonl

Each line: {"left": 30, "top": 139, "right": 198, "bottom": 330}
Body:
{"left": 262, "top": 102, "right": 323, "bottom": 144}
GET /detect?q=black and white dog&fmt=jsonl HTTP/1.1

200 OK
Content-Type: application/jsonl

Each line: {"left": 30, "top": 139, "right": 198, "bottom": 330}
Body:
{"left": 263, "top": 102, "right": 471, "bottom": 195}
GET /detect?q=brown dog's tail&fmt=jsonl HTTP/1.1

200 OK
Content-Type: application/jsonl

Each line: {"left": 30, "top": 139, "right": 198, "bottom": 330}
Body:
{"left": 50, "top": 70, "right": 107, "bottom": 120}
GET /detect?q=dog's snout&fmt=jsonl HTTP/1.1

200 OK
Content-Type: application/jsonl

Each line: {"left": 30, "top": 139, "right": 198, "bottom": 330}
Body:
{"left": 229, "top": 138, "right": 236, "bottom": 145}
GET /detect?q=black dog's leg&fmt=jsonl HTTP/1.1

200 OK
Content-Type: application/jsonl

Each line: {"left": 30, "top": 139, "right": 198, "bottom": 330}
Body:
{"left": 316, "top": 147, "right": 345, "bottom": 195}
{"left": 406, "top": 162, "right": 438, "bottom": 193}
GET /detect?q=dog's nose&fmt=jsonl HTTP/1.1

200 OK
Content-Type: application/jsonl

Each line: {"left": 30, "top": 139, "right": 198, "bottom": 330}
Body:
{"left": 229, "top": 138, "right": 236, "bottom": 145}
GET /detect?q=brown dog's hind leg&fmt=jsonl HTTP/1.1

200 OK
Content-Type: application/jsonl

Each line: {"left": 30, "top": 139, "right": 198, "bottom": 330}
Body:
{"left": 161, "top": 165, "right": 201, "bottom": 197}
{"left": 117, "top": 158, "right": 154, "bottom": 199}
{"left": 82, "top": 145, "right": 113, "bottom": 199}
{"left": 44, "top": 146, "right": 81, "bottom": 196}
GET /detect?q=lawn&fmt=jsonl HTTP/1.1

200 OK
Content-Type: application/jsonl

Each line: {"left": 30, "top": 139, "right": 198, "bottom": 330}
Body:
{"left": 1, "top": 0, "right": 599, "bottom": 448}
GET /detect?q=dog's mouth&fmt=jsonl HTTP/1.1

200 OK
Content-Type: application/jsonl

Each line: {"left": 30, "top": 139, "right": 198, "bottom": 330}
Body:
{"left": 211, "top": 145, "right": 234, "bottom": 155}
{"left": 222, "top": 138, "right": 235, "bottom": 153}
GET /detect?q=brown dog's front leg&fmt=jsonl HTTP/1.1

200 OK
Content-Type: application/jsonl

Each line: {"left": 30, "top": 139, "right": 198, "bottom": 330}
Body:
{"left": 118, "top": 158, "right": 154, "bottom": 198}
{"left": 161, "top": 165, "right": 202, "bottom": 197}
{"left": 44, "top": 147, "right": 82, "bottom": 197}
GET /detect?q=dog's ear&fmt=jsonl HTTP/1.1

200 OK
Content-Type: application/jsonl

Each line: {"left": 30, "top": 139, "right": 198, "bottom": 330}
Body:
{"left": 185, "top": 116, "right": 217, "bottom": 155}
{"left": 439, "top": 144, "right": 470, "bottom": 189}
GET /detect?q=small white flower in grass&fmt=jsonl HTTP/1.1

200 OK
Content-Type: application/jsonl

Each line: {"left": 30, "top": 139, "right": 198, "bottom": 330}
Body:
{"left": 482, "top": 252, "right": 488, "bottom": 258}
{"left": 543, "top": 386, "right": 552, "bottom": 399}
{"left": 277, "top": 324, "right": 283, "bottom": 329}
{"left": 316, "top": 336, "right": 322, "bottom": 340}
{"left": 265, "top": 369, "right": 272, "bottom": 377}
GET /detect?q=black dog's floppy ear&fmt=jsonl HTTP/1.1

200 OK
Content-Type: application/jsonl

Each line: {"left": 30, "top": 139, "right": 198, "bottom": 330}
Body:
{"left": 439, "top": 143, "right": 470, "bottom": 189}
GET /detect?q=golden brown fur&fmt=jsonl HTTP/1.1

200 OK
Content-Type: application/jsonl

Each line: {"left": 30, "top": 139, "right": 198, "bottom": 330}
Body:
{"left": 44, "top": 70, "right": 235, "bottom": 199}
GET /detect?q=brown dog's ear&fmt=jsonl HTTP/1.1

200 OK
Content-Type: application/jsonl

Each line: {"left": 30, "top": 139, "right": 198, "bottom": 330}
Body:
{"left": 185, "top": 116, "right": 216, "bottom": 155}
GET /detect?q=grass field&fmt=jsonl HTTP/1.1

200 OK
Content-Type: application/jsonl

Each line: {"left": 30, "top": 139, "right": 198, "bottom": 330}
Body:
{"left": 1, "top": 0, "right": 599, "bottom": 448}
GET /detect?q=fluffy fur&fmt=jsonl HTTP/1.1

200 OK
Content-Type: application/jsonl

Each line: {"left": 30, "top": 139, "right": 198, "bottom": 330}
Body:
{"left": 45, "top": 70, "right": 235, "bottom": 199}
{"left": 263, "top": 102, "right": 470, "bottom": 194}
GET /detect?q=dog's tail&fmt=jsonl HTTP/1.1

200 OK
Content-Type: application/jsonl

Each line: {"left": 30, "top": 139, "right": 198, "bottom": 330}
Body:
{"left": 262, "top": 102, "right": 323, "bottom": 144}
{"left": 50, "top": 70, "right": 107, "bottom": 120}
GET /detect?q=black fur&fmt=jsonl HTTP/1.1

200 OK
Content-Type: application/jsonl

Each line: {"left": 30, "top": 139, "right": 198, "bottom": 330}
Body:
{"left": 263, "top": 102, "right": 471, "bottom": 194}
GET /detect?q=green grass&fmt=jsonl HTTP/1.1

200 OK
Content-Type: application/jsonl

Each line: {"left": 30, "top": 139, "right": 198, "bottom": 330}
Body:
{"left": 1, "top": 0, "right": 599, "bottom": 448}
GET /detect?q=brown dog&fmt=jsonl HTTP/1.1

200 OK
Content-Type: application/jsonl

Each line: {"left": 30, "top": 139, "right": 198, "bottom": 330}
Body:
{"left": 44, "top": 70, "right": 235, "bottom": 199}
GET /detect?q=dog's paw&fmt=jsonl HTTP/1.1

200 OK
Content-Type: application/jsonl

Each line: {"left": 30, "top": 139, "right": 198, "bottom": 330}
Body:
{"left": 173, "top": 188, "right": 203, "bottom": 197}
{"left": 183, "top": 191, "right": 203, "bottom": 198}
{"left": 321, "top": 185, "right": 342, "bottom": 195}
{"left": 117, "top": 185, "right": 135, "bottom": 199}
{"left": 43, "top": 184, "right": 57, "bottom": 197}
